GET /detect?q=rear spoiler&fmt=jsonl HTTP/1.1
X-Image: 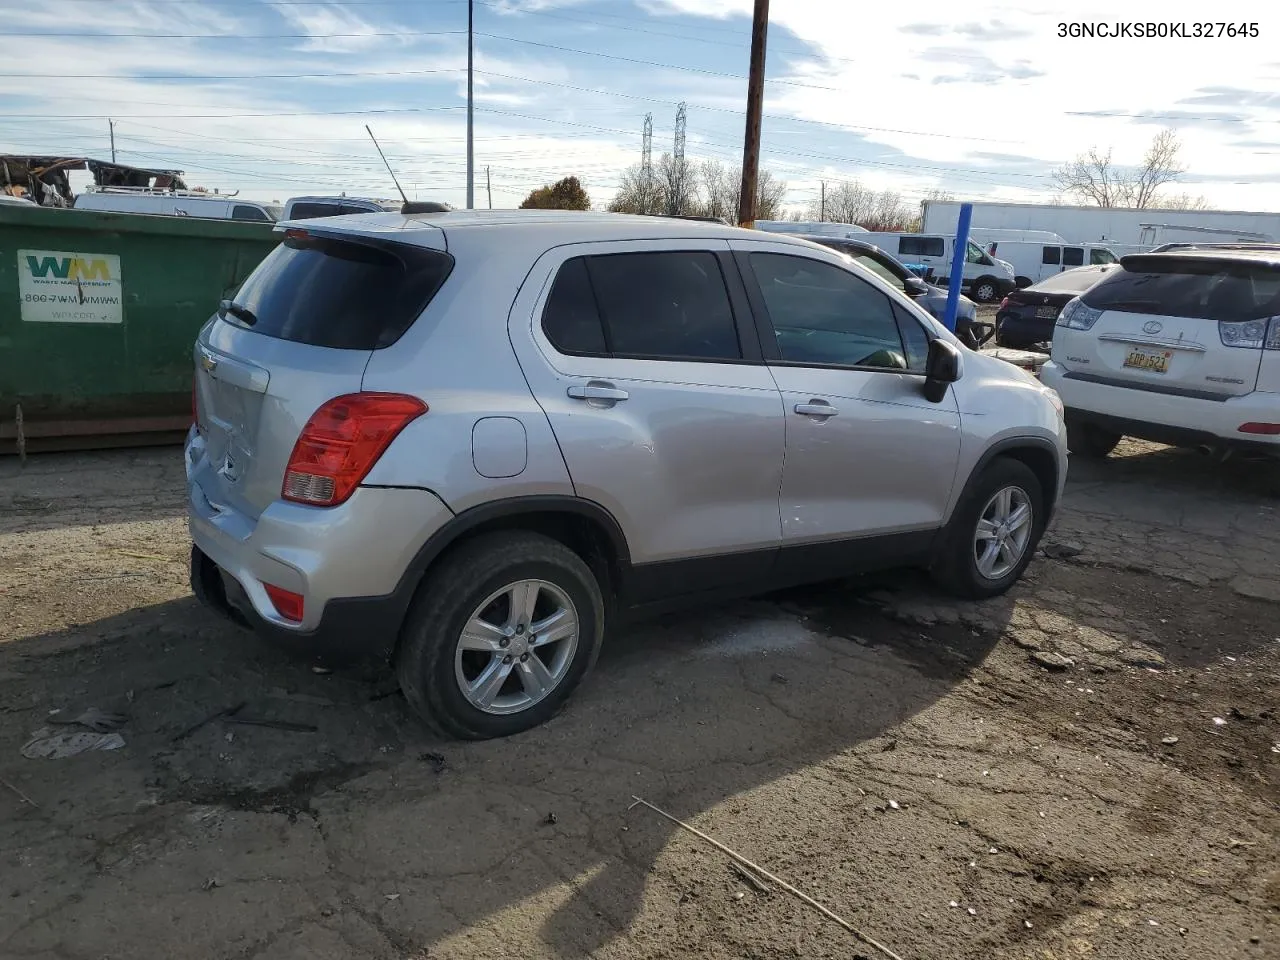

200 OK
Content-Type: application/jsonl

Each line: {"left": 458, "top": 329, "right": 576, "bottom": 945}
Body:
{"left": 1120, "top": 253, "right": 1280, "bottom": 274}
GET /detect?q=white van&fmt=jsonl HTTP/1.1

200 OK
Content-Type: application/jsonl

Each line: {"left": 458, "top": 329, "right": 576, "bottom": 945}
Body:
{"left": 74, "top": 187, "right": 281, "bottom": 221}
{"left": 755, "top": 220, "right": 869, "bottom": 238}
{"left": 984, "top": 240, "right": 1120, "bottom": 288}
{"left": 863, "top": 232, "right": 1016, "bottom": 302}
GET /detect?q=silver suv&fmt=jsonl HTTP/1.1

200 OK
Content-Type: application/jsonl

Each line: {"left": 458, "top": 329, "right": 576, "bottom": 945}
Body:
{"left": 187, "top": 212, "right": 1067, "bottom": 738}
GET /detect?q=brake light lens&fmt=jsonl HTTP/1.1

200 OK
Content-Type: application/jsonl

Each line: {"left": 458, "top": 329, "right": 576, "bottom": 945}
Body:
{"left": 263, "top": 583, "right": 304, "bottom": 622}
{"left": 1219, "top": 318, "right": 1269, "bottom": 349}
{"left": 1056, "top": 297, "right": 1103, "bottom": 331}
{"left": 282, "top": 393, "right": 427, "bottom": 506}
{"left": 998, "top": 297, "right": 1010, "bottom": 310}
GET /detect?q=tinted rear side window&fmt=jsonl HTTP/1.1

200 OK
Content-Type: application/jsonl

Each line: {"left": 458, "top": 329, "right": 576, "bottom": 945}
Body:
{"left": 232, "top": 204, "right": 271, "bottom": 222}
{"left": 899, "top": 236, "right": 944, "bottom": 258}
{"left": 542, "top": 257, "right": 607, "bottom": 355}
{"left": 586, "top": 251, "right": 741, "bottom": 360}
{"left": 228, "top": 234, "right": 453, "bottom": 349}
{"left": 1063, "top": 247, "right": 1084, "bottom": 267}
{"left": 1084, "top": 260, "right": 1280, "bottom": 322}
{"left": 287, "top": 202, "right": 341, "bottom": 219}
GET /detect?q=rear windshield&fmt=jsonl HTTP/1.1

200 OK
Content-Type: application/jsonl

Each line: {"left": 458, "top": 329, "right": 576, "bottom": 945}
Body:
{"left": 226, "top": 233, "right": 453, "bottom": 349}
{"left": 1031, "top": 266, "right": 1111, "bottom": 295}
{"left": 1084, "top": 258, "right": 1280, "bottom": 322}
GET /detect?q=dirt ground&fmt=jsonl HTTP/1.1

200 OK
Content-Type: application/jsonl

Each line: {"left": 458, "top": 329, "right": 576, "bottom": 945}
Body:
{"left": 1, "top": 441, "right": 1277, "bottom": 960}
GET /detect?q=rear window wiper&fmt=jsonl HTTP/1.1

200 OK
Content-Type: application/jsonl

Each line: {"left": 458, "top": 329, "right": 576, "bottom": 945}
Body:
{"left": 218, "top": 298, "right": 257, "bottom": 326}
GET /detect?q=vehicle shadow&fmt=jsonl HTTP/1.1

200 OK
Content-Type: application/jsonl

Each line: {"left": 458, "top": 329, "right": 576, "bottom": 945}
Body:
{"left": 0, "top": 575, "right": 1008, "bottom": 958}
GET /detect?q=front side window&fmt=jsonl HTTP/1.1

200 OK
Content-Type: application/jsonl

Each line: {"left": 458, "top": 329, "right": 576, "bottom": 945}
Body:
{"left": 1089, "top": 248, "right": 1117, "bottom": 265}
{"left": 852, "top": 253, "right": 907, "bottom": 286}
{"left": 965, "top": 240, "right": 991, "bottom": 264}
{"left": 749, "top": 253, "right": 908, "bottom": 370}
{"left": 1063, "top": 247, "right": 1085, "bottom": 267}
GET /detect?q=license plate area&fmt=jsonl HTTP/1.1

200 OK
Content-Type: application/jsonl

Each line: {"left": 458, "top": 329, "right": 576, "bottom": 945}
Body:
{"left": 1035, "top": 305, "right": 1058, "bottom": 319}
{"left": 1122, "top": 348, "right": 1171, "bottom": 373}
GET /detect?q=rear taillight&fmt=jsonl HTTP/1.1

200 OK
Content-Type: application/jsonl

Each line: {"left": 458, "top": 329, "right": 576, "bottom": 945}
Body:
{"left": 998, "top": 297, "right": 1010, "bottom": 310}
{"left": 282, "top": 393, "right": 426, "bottom": 507}
{"left": 263, "top": 583, "right": 304, "bottom": 622}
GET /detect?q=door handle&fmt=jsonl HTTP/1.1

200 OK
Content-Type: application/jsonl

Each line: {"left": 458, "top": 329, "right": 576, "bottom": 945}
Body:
{"left": 567, "top": 382, "right": 629, "bottom": 403}
{"left": 794, "top": 401, "right": 838, "bottom": 418}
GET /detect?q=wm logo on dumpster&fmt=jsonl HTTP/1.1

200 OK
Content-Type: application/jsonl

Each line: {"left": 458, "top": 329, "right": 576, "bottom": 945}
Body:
{"left": 25, "top": 255, "right": 113, "bottom": 282}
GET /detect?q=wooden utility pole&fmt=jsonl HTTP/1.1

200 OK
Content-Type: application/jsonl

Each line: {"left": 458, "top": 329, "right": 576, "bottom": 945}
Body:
{"left": 737, "top": 0, "right": 769, "bottom": 227}
{"left": 465, "top": 0, "right": 475, "bottom": 209}
{"left": 486, "top": 165, "right": 492, "bottom": 209}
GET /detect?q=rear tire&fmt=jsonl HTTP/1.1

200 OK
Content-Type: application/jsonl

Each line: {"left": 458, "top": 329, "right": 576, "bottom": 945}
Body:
{"left": 932, "top": 458, "right": 1045, "bottom": 600}
{"left": 395, "top": 531, "right": 605, "bottom": 739}
{"left": 1067, "top": 421, "right": 1122, "bottom": 459}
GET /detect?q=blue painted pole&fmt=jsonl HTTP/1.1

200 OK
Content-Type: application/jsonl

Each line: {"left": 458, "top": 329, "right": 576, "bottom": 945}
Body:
{"left": 942, "top": 202, "right": 973, "bottom": 333}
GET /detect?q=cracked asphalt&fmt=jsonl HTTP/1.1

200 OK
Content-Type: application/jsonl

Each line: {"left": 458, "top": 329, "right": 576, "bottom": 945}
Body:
{"left": 1, "top": 442, "right": 1277, "bottom": 959}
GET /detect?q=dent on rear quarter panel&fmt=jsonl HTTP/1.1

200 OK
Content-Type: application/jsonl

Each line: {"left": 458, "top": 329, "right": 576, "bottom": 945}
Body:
{"left": 358, "top": 235, "right": 575, "bottom": 512}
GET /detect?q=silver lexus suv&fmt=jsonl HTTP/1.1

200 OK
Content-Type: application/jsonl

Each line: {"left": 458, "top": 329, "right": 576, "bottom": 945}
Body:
{"left": 187, "top": 211, "right": 1067, "bottom": 739}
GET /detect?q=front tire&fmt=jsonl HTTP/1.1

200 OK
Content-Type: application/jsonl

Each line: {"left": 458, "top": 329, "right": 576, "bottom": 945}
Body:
{"left": 396, "top": 532, "right": 605, "bottom": 739}
{"left": 971, "top": 277, "right": 1001, "bottom": 303}
{"left": 932, "top": 458, "right": 1045, "bottom": 599}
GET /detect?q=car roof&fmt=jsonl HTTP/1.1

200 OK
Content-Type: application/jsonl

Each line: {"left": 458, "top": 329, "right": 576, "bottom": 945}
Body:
{"left": 1122, "top": 246, "right": 1280, "bottom": 269}
{"left": 278, "top": 209, "right": 823, "bottom": 249}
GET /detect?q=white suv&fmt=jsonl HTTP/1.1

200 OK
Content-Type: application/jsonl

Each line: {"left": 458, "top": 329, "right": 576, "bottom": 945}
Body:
{"left": 1042, "top": 246, "right": 1280, "bottom": 458}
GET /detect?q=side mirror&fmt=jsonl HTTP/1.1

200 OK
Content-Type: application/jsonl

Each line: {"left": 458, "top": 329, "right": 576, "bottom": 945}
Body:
{"left": 903, "top": 276, "right": 930, "bottom": 298}
{"left": 923, "top": 338, "right": 961, "bottom": 403}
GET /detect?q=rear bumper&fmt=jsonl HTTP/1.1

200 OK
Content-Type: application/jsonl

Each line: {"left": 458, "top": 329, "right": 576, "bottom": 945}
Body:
{"left": 1042, "top": 361, "right": 1280, "bottom": 452}
{"left": 186, "top": 428, "right": 454, "bottom": 658}
{"left": 191, "top": 544, "right": 413, "bottom": 663}
{"left": 995, "top": 311, "right": 1054, "bottom": 346}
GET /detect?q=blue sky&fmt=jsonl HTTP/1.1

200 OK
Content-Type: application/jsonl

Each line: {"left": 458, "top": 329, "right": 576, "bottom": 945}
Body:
{"left": 2, "top": 0, "right": 1279, "bottom": 212}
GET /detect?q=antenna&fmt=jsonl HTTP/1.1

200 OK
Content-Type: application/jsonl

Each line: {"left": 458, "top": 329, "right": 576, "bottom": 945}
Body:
{"left": 365, "top": 125, "right": 408, "bottom": 206}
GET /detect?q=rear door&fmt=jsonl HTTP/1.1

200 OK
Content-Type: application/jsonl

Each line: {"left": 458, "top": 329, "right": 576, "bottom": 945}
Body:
{"left": 192, "top": 227, "right": 452, "bottom": 519}
{"left": 1057, "top": 255, "right": 1280, "bottom": 399}
{"left": 511, "top": 241, "right": 785, "bottom": 597}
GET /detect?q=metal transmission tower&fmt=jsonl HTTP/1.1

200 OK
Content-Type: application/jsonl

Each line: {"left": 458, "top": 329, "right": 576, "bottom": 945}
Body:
{"left": 641, "top": 113, "right": 653, "bottom": 180}
{"left": 667, "top": 102, "right": 688, "bottom": 216}
{"left": 674, "top": 102, "right": 686, "bottom": 165}
{"left": 640, "top": 112, "right": 655, "bottom": 215}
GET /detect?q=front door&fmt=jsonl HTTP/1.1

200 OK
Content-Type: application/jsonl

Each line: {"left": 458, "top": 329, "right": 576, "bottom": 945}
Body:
{"left": 509, "top": 240, "right": 786, "bottom": 600}
{"left": 733, "top": 241, "right": 962, "bottom": 567}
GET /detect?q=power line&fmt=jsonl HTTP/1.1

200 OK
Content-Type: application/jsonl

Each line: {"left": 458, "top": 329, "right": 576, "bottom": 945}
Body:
{"left": 0, "top": 29, "right": 464, "bottom": 39}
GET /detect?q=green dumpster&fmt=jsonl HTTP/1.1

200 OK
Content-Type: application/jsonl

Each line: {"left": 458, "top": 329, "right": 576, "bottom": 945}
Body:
{"left": 0, "top": 204, "right": 278, "bottom": 452}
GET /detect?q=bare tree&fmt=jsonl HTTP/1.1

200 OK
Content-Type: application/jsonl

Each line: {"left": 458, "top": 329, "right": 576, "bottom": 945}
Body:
{"left": 607, "top": 162, "right": 662, "bottom": 215}
{"left": 756, "top": 169, "right": 787, "bottom": 220}
{"left": 803, "top": 180, "right": 911, "bottom": 230}
{"left": 700, "top": 160, "right": 737, "bottom": 222}
{"left": 657, "top": 152, "right": 697, "bottom": 217}
{"left": 696, "top": 160, "right": 786, "bottom": 221}
{"left": 1053, "top": 128, "right": 1192, "bottom": 209}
